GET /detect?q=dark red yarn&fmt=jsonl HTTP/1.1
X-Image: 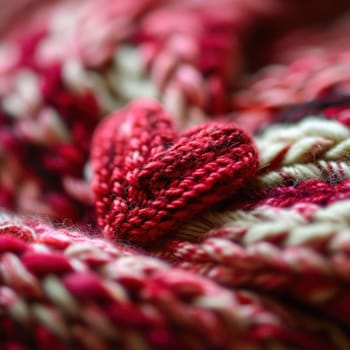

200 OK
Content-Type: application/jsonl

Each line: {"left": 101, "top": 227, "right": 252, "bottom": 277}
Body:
{"left": 228, "top": 179, "right": 350, "bottom": 210}
{"left": 1, "top": 218, "right": 342, "bottom": 350}
{"left": 92, "top": 99, "right": 258, "bottom": 245}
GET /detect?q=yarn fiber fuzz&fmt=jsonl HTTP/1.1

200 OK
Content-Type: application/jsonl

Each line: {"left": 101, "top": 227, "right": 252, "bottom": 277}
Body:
{"left": 2, "top": 0, "right": 350, "bottom": 349}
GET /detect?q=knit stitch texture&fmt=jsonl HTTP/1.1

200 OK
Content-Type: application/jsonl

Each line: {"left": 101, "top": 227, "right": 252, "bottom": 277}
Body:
{"left": 1, "top": 1, "right": 350, "bottom": 349}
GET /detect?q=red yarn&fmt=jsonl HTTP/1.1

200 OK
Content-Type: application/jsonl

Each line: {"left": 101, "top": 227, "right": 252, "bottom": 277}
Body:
{"left": 1, "top": 216, "right": 344, "bottom": 349}
{"left": 156, "top": 235, "right": 350, "bottom": 325}
{"left": 0, "top": 62, "right": 99, "bottom": 224}
{"left": 227, "top": 179, "right": 350, "bottom": 210}
{"left": 92, "top": 99, "right": 258, "bottom": 245}
{"left": 2, "top": 1, "right": 350, "bottom": 349}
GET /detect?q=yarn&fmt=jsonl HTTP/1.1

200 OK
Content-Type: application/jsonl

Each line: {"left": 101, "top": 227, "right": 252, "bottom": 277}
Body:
{"left": 229, "top": 18, "right": 350, "bottom": 132}
{"left": 91, "top": 99, "right": 258, "bottom": 245}
{"left": 0, "top": 0, "right": 286, "bottom": 223}
{"left": 156, "top": 200, "right": 350, "bottom": 324}
{"left": 231, "top": 179, "right": 350, "bottom": 210}
{"left": 3, "top": 213, "right": 350, "bottom": 350}
{"left": 2, "top": 0, "right": 350, "bottom": 349}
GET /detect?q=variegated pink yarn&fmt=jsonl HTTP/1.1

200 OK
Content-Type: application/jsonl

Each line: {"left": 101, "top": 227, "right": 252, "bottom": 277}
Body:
{"left": 1, "top": 1, "right": 350, "bottom": 349}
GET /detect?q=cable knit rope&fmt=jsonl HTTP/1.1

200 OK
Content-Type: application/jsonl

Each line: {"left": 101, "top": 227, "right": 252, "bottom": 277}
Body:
{"left": 252, "top": 117, "right": 350, "bottom": 187}
{"left": 256, "top": 160, "right": 350, "bottom": 188}
{"left": 91, "top": 99, "right": 258, "bottom": 245}
{"left": 177, "top": 198, "right": 350, "bottom": 247}
{"left": 2, "top": 213, "right": 349, "bottom": 349}
{"left": 158, "top": 199, "right": 350, "bottom": 324}
{"left": 257, "top": 117, "right": 350, "bottom": 168}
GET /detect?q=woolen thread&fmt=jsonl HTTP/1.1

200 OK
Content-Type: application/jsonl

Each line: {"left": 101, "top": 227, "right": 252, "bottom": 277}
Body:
{"left": 1, "top": 1, "right": 350, "bottom": 349}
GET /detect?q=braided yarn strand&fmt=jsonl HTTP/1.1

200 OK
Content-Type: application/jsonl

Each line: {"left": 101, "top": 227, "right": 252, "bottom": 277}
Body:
{"left": 2, "top": 214, "right": 350, "bottom": 349}
{"left": 250, "top": 116, "right": 350, "bottom": 188}
{"left": 156, "top": 199, "right": 350, "bottom": 325}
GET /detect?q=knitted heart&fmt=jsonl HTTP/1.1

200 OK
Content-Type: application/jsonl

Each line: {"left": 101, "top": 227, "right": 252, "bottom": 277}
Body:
{"left": 91, "top": 99, "right": 258, "bottom": 245}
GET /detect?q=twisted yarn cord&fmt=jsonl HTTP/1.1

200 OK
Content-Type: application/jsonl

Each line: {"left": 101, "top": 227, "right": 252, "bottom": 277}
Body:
{"left": 2, "top": 214, "right": 349, "bottom": 349}
{"left": 253, "top": 117, "right": 350, "bottom": 187}
{"left": 257, "top": 118, "right": 350, "bottom": 187}
{"left": 177, "top": 198, "right": 350, "bottom": 238}
{"left": 156, "top": 199, "right": 350, "bottom": 325}
{"left": 257, "top": 117, "right": 350, "bottom": 168}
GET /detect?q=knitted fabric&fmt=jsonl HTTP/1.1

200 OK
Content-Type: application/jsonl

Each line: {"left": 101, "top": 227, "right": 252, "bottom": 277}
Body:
{"left": 1, "top": 0, "right": 350, "bottom": 349}
{"left": 91, "top": 99, "right": 258, "bottom": 245}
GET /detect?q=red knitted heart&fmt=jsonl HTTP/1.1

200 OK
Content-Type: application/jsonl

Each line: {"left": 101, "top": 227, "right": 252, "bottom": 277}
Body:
{"left": 91, "top": 99, "right": 258, "bottom": 245}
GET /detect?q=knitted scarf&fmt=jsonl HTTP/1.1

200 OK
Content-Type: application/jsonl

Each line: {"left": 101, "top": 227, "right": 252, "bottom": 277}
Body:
{"left": 1, "top": 0, "right": 350, "bottom": 349}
